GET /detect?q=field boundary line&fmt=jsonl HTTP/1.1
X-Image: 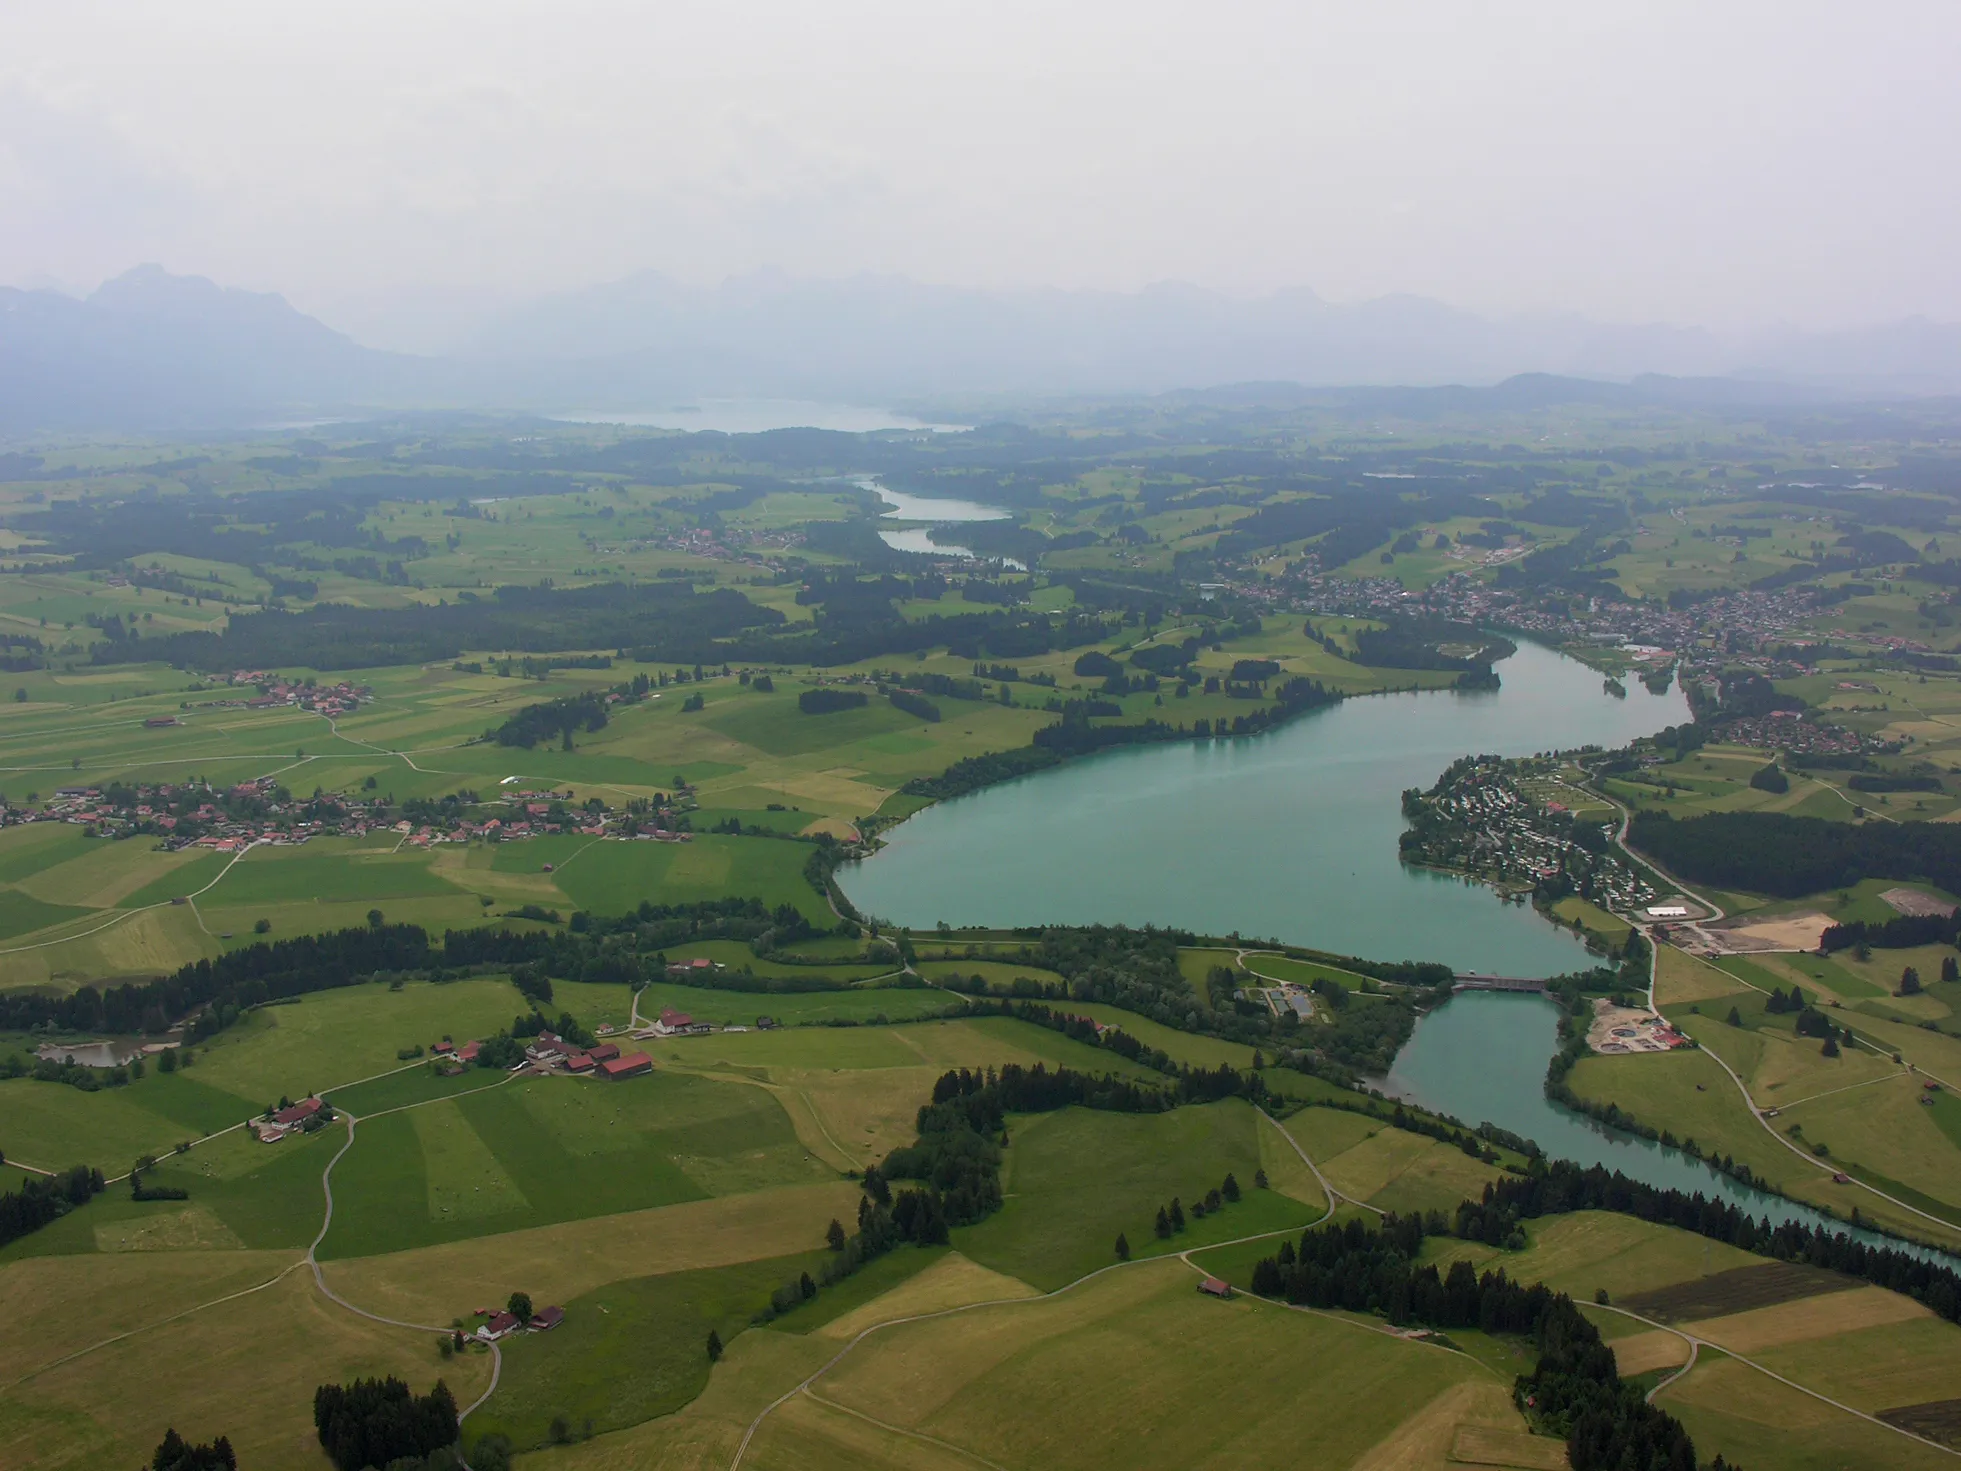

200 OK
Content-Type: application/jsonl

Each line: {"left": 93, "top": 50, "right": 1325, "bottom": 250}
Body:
{"left": 1772, "top": 1069, "right": 1911, "bottom": 1111}
{"left": 730, "top": 1115, "right": 1350, "bottom": 1469}
{"left": 0, "top": 837, "right": 262, "bottom": 956}
{"left": 1645, "top": 939, "right": 1961, "bottom": 1242}
{"left": 1688, "top": 1007, "right": 1961, "bottom": 1237}
{"left": 728, "top": 1230, "right": 1312, "bottom": 1470}
{"left": 306, "top": 1103, "right": 507, "bottom": 1432}
{"left": 1591, "top": 1301, "right": 1961, "bottom": 1457}
{"left": 1258, "top": 1105, "right": 1383, "bottom": 1215}
{"left": 0, "top": 1255, "right": 310, "bottom": 1391}
{"left": 798, "top": 1387, "right": 1009, "bottom": 1470}
{"left": 64, "top": 1050, "right": 449, "bottom": 1186}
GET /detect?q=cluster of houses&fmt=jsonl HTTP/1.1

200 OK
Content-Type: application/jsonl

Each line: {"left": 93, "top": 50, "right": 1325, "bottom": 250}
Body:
{"left": 254, "top": 1096, "right": 327, "bottom": 1142}
{"left": 1402, "top": 760, "right": 1660, "bottom": 916}
{"left": 648, "top": 1008, "right": 714, "bottom": 1037}
{"left": 474, "top": 1304, "right": 565, "bottom": 1341}
{"left": 454, "top": 1027, "right": 654, "bottom": 1090}
{"left": 197, "top": 673, "right": 374, "bottom": 717}
{"left": 2, "top": 773, "right": 703, "bottom": 851}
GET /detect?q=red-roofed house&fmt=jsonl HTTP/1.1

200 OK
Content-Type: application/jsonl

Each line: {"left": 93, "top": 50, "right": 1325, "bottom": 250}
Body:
{"left": 654, "top": 1009, "right": 711, "bottom": 1037}
{"left": 477, "top": 1311, "right": 521, "bottom": 1341}
{"left": 525, "top": 1031, "right": 567, "bottom": 1061}
{"left": 564, "top": 1052, "right": 594, "bottom": 1073}
{"left": 456, "top": 1041, "right": 481, "bottom": 1063}
{"left": 600, "top": 1052, "right": 654, "bottom": 1080}
{"left": 270, "top": 1097, "right": 323, "bottom": 1129}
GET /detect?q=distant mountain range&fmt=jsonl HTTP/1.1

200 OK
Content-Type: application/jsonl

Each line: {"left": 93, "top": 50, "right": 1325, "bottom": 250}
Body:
{"left": 5, "top": 264, "right": 1961, "bottom": 431}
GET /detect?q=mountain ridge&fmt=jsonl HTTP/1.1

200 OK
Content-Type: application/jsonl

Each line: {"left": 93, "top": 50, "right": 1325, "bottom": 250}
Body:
{"left": 4, "top": 264, "right": 1960, "bottom": 431}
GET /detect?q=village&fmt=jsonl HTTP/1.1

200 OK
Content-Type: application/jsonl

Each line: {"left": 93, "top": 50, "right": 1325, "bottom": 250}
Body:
{"left": 1398, "top": 755, "right": 1661, "bottom": 918}
{"left": 2, "top": 772, "right": 705, "bottom": 853}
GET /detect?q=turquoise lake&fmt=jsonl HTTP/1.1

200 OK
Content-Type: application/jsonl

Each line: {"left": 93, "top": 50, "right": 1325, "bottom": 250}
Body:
{"left": 843, "top": 640, "right": 1951, "bottom": 1252}
{"left": 842, "top": 638, "right": 1687, "bottom": 975}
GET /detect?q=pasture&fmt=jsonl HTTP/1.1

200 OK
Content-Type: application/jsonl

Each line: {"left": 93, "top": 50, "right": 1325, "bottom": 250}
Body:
{"left": 0, "top": 1263, "right": 494, "bottom": 1471}
{"left": 466, "top": 1250, "right": 836, "bottom": 1451}
{"left": 952, "top": 1099, "right": 1320, "bottom": 1290}
{"left": 316, "top": 1070, "right": 833, "bottom": 1258}
{"left": 779, "top": 1259, "right": 1514, "bottom": 1471}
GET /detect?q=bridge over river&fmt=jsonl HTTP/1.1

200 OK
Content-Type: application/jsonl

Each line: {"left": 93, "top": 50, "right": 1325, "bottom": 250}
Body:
{"left": 1451, "top": 974, "right": 1547, "bottom": 993}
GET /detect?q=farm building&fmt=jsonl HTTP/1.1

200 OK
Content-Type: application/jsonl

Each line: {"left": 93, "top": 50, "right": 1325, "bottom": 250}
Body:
{"left": 528, "top": 1306, "right": 565, "bottom": 1331}
{"left": 1197, "top": 1277, "right": 1234, "bottom": 1299}
{"left": 256, "top": 1096, "right": 325, "bottom": 1142}
{"left": 600, "top": 1052, "right": 654, "bottom": 1080}
{"left": 477, "top": 1312, "right": 521, "bottom": 1341}
{"left": 654, "top": 1009, "right": 712, "bottom": 1037}
{"left": 563, "top": 1053, "right": 594, "bottom": 1074}
{"left": 587, "top": 1042, "right": 620, "bottom": 1064}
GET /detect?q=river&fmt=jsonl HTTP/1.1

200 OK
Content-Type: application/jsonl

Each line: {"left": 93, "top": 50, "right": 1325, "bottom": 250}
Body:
{"left": 1381, "top": 989, "right": 1950, "bottom": 1256}
{"left": 842, "top": 637, "right": 1685, "bottom": 974}
{"left": 841, "top": 638, "right": 1951, "bottom": 1251}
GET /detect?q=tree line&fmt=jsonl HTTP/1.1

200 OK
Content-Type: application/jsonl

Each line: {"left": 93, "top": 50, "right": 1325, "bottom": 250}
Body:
{"left": 313, "top": 1376, "right": 459, "bottom": 1471}
{"left": 897, "top": 677, "right": 1340, "bottom": 803}
{"left": 0, "top": 898, "right": 844, "bottom": 1038}
{"left": 1247, "top": 1214, "right": 1710, "bottom": 1471}
{"left": 1819, "top": 910, "right": 1961, "bottom": 953}
{"left": 127, "top": 581, "right": 785, "bottom": 671}
{"left": 1628, "top": 809, "right": 1961, "bottom": 899}
{"left": 491, "top": 676, "right": 653, "bottom": 749}
{"left": 0, "top": 1164, "right": 104, "bottom": 1251}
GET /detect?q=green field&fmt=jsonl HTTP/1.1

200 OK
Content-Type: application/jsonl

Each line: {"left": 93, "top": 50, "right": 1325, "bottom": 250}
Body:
{"left": 1237, "top": 951, "right": 1373, "bottom": 991}
{"left": 317, "top": 1071, "right": 833, "bottom": 1257}
{"left": 465, "top": 1250, "right": 834, "bottom": 1450}
{"left": 1576, "top": 989, "right": 1961, "bottom": 1249}
{"left": 954, "top": 1100, "right": 1319, "bottom": 1290}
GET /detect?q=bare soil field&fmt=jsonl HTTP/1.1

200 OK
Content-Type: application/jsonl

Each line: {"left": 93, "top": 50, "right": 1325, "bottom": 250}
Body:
{"left": 1881, "top": 1398, "right": 1961, "bottom": 1449}
{"left": 1618, "top": 1261, "right": 1851, "bottom": 1322}
{"left": 1705, "top": 911, "right": 1833, "bottom": 952}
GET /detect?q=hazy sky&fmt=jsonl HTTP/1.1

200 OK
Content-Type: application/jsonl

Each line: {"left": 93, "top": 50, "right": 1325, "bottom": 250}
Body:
{"left": 4, "top": 1, "right": 1957, "bottom": 348}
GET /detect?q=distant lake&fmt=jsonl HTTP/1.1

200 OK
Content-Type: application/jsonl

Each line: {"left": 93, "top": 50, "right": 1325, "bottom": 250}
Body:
{"left": 869, "top": 481, "right": 1017, "bottom": 562}
{"left": 553, "top": 400, "right": 969, "bottom": 434}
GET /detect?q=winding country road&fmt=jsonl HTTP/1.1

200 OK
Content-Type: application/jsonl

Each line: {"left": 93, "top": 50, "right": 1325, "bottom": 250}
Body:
{"left": 307, "top": 1097, "right": 514, "bottom": 1425}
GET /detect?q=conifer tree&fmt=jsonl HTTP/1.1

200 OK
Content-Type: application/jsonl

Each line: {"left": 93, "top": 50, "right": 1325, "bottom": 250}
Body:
{"left": 706, "top": 1329, "right": 723, "bottom": 1362}
{"left": 1114, "top": 1232, "right": 1130, "bottom": 1260}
